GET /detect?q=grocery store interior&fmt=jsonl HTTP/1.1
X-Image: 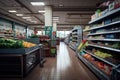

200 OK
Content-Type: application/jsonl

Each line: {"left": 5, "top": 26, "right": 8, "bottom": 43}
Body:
{"left": 0, "top": 0, "right": 120, "bottom": 80}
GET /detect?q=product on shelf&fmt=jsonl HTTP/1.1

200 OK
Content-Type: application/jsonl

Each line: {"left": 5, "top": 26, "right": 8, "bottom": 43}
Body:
{"left": 94, "top": 50, "right": 112, "bottom": 58}
{"left": 77, "top": 40, "right": 87, "bottom": 51}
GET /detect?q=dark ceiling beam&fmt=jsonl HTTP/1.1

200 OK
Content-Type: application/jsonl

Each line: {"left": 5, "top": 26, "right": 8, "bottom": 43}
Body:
{"left": 67, "top": 18, "right": 91, "bottom": 19}
{"left": 67, "top": 13, "right": 93, "bottom": 15}
{"left": 27, "top": 23, "right": 89, "bottom": 26}
{"left": 24, "top": 13, "right": 43, "bottom": 15}
{"left": 14, "top": 0, "right": 44, "bottom": 23}
{"left": 53, "top": 7, "right": 97, "bottom": 11}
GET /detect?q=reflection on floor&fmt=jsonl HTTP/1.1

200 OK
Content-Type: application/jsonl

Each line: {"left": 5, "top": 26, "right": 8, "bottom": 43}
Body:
{"left": 0, "top": 42, "right": 98, "bottom": 80}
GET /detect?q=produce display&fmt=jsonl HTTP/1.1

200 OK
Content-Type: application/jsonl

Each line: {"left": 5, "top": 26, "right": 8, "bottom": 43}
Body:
{"left": 30, "top": 34, "right": 39, "bottom": 38}
{"left": 0, "top": 38, "right": 36, "bottom": 48}
{"left": 82, "top": 52, "right": 112, "bottom": 75}
{"left": 94, "top": 50, "right": 112, "bottom": 58}
{"left": 23, "top": 41, "right": 36, "bottom": 48}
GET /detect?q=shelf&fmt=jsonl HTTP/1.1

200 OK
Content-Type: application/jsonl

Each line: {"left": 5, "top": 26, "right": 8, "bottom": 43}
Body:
{"left": 72, "top": 29, "right": 78, "bottom": 32}
{"left": 83, "top": 50, "right": 116, "bottom": 67}
{"left": 87, "top": 39, "right": 120, "bottom": 42}
{"left": 89, "top": 8, "right": 120, "bottom": 24}
{"left": 88, "top": 30, "right": 120, "bottom": 36}
{"left": 72, "top": 36, "right": 78, "bottom": 38}
{"left": 88, "top": 21, "right": 120, "bottom": 31}
{"left": 72, "top": 32, "right": 77, "bottom": 34}
{"left": 77, "top": 53, "right": 109, "bottom": 80}
{"left": 83, "top": 29, "right": 91, "bottom": 32}
{"left": 88, "top": 44, "right": 120, "bottom": 53}
{"left": 69, "top": 45, "right": 75, "bottom": 51}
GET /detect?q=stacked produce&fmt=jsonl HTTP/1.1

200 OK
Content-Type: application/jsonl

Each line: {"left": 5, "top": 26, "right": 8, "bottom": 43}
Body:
{"left": 0, "top": 38, "right": 36, "bottom": 48}
{"left": 23, "top": 41, "right": 36, "bottom": 48}
{"left": 94, "top": 50, "right": 112, "bottom": 58}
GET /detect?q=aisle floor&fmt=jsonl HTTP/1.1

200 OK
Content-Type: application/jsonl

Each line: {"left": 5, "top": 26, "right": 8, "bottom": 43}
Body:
{"left": 0, "top": 42, "right": 98, "bottom": 80}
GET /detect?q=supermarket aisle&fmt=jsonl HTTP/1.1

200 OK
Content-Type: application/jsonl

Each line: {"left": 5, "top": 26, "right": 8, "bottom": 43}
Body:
{"left": 36, "top": 42, "right": 98, "bottom": 80}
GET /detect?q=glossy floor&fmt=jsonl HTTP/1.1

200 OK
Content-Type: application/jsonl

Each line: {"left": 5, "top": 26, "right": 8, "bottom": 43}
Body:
{"left": 0, "top": 42, "right": 98, "bottom": 80}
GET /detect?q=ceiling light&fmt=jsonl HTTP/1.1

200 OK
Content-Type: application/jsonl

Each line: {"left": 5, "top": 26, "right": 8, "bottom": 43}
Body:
{"left": 31, "top": 21, "right": 37, "bottom": 23}
{"left": 59, "top": 4, "right": 63, "bottom": 7}
{"left": 38, "top": 10, "right": 45, "bottom": 13}
{"left": 22, "top": 17, "right": 31, "bottom": 19}
{"left": 53, "top": 19, "right": 59, "bottom": 21}
{"left": 8, "top": 10, "right": 17, "bottom": 13}
{"left": 31, "top": 2, "right": 45, "bottom": 6}
{"left": 16, "top": 14, "right": 23, "bottom": 16}
{"left": 53, "top": 17, "right": 59, "bottom": 19}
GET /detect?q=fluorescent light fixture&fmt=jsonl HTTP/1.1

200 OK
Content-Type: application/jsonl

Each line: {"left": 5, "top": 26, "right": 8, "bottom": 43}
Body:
{"left": 22, "top": 17, "right": 31, "bottom": 19}
{"left": 38, "top": 10, "right": 45, "bottom": 13}
{"left": 26, "top": 18, "right": 32, "bottom": 21}
{"left": 8, "top": 10, "right": 17, "bottom": 13}
{"left": 53, "top": 20, "right": 59, "bottom": 22}
{"left": 31, "top": 2, "right": 45, "bottom": 6}
{"left": 59, "top": 4, "right": 63, "bottom": 7}
{"left": 53, "top": 17, "right": 59, "bottom": 21}
{"left": 16, "top": 14, "right": 23, "bottom": 16}
{"left": 31, "top": 21, "right": 37, "bottom": 23}
{"left": 53, "top": 19, "right": 59, "bottom": 21}
{"left": 53, "top": 17, "right": 59, "bottom": 19}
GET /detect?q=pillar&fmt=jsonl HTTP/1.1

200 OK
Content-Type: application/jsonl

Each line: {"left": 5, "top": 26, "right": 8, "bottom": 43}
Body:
{"left": 45, "top": 6, "right": 53, "bottom": 37}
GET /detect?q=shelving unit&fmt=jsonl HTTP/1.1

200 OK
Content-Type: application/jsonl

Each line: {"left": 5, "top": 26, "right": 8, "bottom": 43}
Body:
{"left": 64, "top": 33, "right": 72, "bottom": 45}
{"left": 0, "top": 30, "right": 14, "bottom": 38}
{"left": 69, "top": 26, "right": 82, "bottom": 51}
{"left": 78, "top": 6, "right": 120, "bottom": 80}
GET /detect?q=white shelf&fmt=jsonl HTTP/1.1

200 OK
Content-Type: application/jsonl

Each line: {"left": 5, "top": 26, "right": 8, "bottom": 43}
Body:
{"left": 87, "top": 39, "right": 120, "bottom": 41}
{"left": 88, "top": 30, "right": 120, "bottom": 36}
{"left": 88, "top": 21, "right": 120, "bottom": 31}
{"left": 88, "top": 44, "right": 120, "bottom": 53}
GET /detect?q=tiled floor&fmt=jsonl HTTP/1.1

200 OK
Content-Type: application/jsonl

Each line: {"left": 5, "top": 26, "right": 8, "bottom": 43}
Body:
{"left": 0, "top": 42, "right": 98, "bottom": 80}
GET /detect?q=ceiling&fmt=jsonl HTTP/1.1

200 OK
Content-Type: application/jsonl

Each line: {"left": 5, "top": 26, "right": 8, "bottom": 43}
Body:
{"left": 0, "top": 0, "right": 105, "bottom": 30}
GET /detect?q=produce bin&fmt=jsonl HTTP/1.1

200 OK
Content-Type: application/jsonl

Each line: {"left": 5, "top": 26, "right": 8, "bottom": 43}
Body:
{"left": 50, "top": 47, "right": 57, "bottom": 57}
{"left": 0, "top": 45, "right": 40, "bottom": 79}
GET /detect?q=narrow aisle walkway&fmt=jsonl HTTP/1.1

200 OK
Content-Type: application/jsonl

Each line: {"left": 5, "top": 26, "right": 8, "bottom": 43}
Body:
{"left": 37, "top": 42, "right": 98, "bottom": 80}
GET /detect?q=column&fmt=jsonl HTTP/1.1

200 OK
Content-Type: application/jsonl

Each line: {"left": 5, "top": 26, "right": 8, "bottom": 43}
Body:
{"left": 44, "top": 6, "right": 53, "bottom": 37}
{"left": 45, "top": 6, "right": 52, "bottom": 26}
